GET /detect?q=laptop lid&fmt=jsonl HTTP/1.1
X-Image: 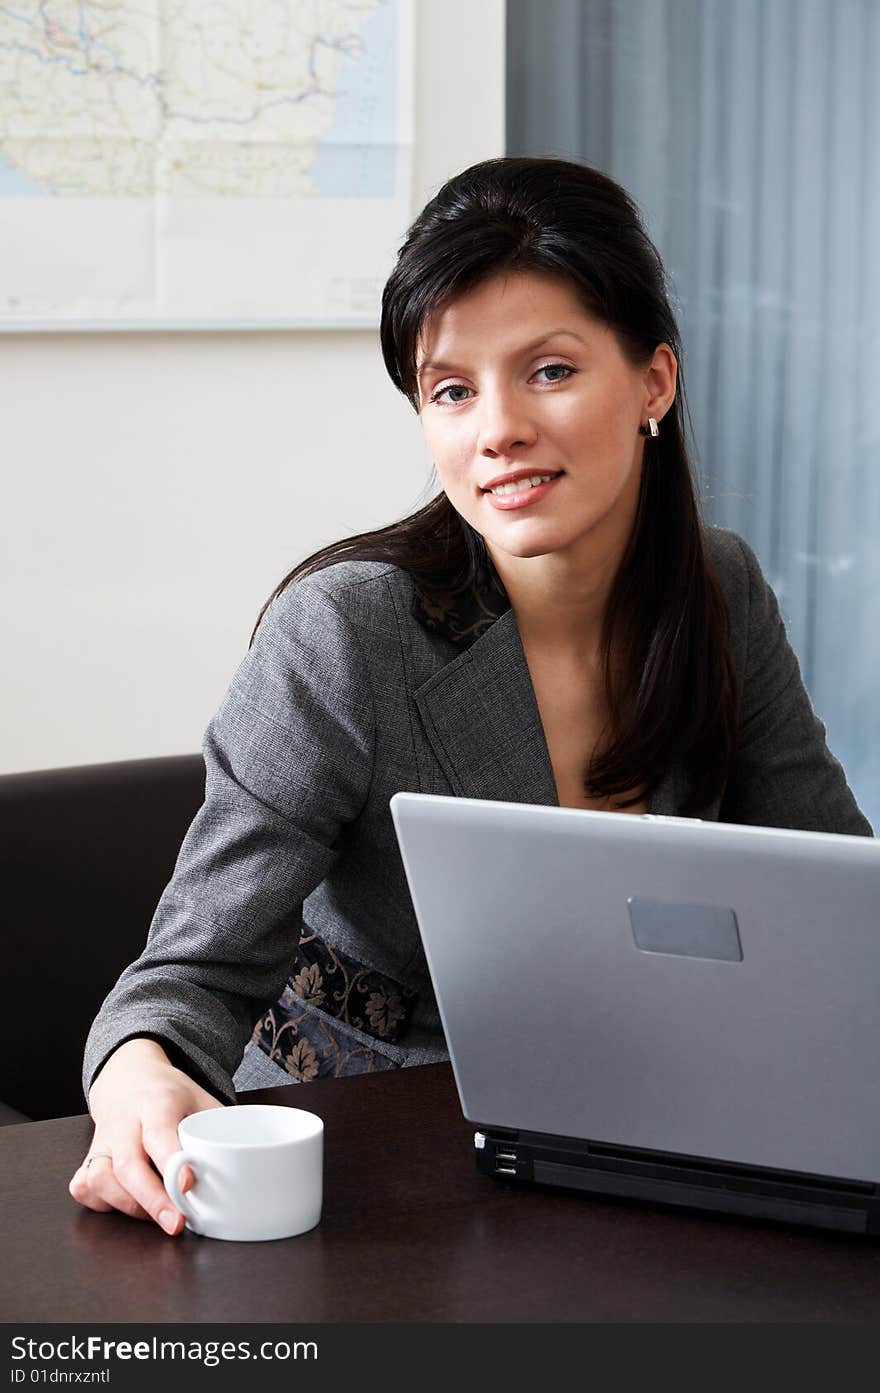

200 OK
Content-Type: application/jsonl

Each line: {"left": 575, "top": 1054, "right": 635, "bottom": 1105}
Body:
{"left": 390, "top": 793, "right": 880, "bottom": 1184}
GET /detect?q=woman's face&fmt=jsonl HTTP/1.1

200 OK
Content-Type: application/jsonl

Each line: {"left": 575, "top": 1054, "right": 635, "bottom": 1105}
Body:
{"left": 416, "top": 271, "right": 675, "bottom": 568}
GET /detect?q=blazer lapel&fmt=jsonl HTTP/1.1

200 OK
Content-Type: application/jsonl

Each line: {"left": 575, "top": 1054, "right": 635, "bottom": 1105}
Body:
{"left": 413, "top": 608, "right": 559, "bottom": 808}
{"left": 646, "top": 765, "right": 682, "bottom": 815}
{"left": 409, "top": 556, "right": 706, "bottom": 819}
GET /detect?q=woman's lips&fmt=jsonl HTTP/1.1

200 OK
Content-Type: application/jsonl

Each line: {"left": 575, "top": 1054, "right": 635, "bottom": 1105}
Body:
{"left": 483, "top": 474, "right": 563, "bottom": 511}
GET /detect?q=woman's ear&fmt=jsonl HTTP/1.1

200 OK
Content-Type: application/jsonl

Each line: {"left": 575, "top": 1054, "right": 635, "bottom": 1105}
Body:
{"left": 643, "top": 343, "right": 678, "bottom": 424}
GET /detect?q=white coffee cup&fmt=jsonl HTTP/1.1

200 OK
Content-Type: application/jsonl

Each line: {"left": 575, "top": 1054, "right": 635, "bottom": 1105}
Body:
{"left": 162, "top": 1104, "right": 323, "bottom": 1242}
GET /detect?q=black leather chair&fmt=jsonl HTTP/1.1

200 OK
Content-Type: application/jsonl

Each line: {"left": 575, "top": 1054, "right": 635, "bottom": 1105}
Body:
{"left": 0, "top": 755, "right": 205, "bottom": 1123}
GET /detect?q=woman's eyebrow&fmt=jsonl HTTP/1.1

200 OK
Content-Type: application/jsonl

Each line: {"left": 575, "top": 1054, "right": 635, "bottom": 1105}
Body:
{"left": 416, "top": 328, "right": 588, "bottom": 379}
{"left": 520, "top": 328, "right": 588, "bottom": 353}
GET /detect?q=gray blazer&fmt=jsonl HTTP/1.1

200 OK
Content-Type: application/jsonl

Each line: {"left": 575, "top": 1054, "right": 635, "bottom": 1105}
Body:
{"left": 83, "top": 527, "right": 872, "bottom": 1106}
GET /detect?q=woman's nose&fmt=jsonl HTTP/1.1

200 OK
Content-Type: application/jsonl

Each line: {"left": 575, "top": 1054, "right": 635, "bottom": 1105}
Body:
{"left": 476, "top": 387, "right": 538, "bottom": 457}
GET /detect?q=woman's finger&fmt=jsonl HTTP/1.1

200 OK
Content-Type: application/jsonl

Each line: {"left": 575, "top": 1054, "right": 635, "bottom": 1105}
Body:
{"left": 116, "top": 1145, "right": 190, "bottom": 1233}
{"left": 139, "top": 1088, "right": 223, "bottom": 1201}
{"left": 77, "top": 1144, "right": 185, "bottom": 1234}
{"left": 68, "top": 1154, "right": 152, "bottom": 1220}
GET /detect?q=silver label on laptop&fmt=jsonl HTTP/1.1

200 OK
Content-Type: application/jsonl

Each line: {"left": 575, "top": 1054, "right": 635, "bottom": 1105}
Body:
{"left": 627, "top": 897, "right": 743, "bottom": 962}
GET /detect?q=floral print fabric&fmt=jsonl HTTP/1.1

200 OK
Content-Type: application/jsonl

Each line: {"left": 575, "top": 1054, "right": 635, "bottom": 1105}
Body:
{"left": 252, "top": 926, "right": 417, "bottom": 1080}
{"left": 410, "top": 556, "right": 509, "bottom": 648}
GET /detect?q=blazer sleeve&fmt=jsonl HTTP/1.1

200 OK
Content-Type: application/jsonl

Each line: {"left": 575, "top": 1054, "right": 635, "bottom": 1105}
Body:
{"left": 719, "top": 536, "right": 873, "bottom": 836}
{"left": 82, "top": 574, "right": 376, "bottom": 1106}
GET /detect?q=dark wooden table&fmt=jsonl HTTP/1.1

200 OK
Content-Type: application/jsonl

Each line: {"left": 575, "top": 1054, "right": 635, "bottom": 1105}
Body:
{"left": 3, "top": 1063, "right": 880, "bottom": 1323}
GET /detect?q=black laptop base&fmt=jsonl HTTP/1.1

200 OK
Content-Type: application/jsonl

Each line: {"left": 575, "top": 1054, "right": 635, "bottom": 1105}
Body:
{"left": 474, "top": 1127, "right": 880, "bottom": 1235}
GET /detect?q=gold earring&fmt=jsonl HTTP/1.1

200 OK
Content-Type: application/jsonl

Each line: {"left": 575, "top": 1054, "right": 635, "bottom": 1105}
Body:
{"left": 638, "top": 417, "right": 660, "bottom": 438}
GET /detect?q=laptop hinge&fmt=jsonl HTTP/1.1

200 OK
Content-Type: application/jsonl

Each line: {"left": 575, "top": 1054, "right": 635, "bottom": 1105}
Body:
{"left": 474, "top": 1130, "right": 879, "bottom": 1235}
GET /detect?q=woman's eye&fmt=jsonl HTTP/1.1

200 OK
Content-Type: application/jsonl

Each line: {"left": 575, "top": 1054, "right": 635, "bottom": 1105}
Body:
{"left": 533, "top": 363, "right": 574, "bottom": 383}
{"left": 430, "top": 384, "right": 473, "bottom": 406}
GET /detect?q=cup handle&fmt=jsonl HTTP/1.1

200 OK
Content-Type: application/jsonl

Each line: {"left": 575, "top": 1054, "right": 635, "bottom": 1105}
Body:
{"left": 163, "top": 1149, "right": 198, "bottom": 1224}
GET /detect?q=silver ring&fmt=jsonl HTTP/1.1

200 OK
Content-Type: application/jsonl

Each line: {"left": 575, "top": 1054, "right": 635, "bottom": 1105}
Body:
{"left": 86, "top": 1152, "right": 112, "bottom": 1169}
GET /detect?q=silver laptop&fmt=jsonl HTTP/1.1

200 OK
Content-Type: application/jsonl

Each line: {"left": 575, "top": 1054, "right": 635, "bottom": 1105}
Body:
{"left": 390, "top": 792, "right": 880, "bottom": 1234}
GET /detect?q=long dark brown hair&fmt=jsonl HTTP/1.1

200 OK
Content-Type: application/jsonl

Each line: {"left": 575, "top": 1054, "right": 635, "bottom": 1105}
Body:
{"left": 253, "top": 157, "right": 737, "bottom": 814}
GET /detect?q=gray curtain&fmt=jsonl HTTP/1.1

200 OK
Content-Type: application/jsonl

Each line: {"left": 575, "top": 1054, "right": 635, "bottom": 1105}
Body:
{"left": 508, "top": 0, "right": 880, "bottom": 829}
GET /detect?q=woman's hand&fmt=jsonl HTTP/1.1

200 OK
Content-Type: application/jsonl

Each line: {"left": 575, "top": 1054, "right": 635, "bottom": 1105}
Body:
{"left": 68, "top": 1037, "right": 224, "bottom": 1235}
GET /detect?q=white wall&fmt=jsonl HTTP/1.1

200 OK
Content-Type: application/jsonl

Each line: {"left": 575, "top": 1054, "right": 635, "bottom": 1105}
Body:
{"left": 0, "top": 1, "right": 506, "bottom": 774}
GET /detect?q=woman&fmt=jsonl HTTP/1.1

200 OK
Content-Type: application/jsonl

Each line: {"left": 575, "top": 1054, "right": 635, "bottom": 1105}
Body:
{"left": 70, "top": 157, "right": 872, "bottom": 1235}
